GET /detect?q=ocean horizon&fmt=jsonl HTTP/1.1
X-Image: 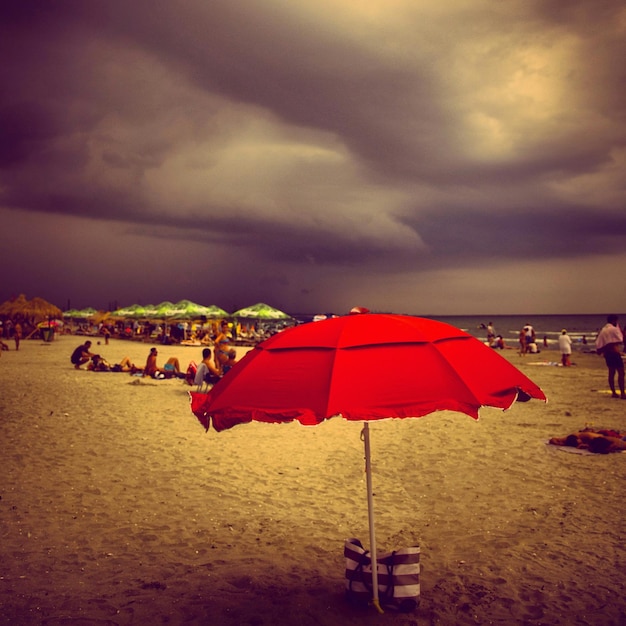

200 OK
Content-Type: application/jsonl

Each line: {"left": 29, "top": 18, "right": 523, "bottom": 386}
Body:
{"left": 290, "top": 312, "right": 624, "bottom": 347}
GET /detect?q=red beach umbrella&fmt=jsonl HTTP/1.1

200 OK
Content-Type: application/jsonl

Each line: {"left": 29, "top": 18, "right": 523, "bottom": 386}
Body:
{"left": 190, "top": 312, "right": 546, "bottom": 611}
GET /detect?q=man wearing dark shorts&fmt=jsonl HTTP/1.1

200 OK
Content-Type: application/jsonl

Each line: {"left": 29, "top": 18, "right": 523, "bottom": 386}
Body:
{"left": 595, "top": 315, "right": 625, "bottom": 399}
{"left": 71, "top": 340, "right": 95, "bottom": 370}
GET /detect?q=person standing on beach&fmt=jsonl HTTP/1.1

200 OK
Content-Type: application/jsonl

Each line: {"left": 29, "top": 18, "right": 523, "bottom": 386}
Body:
{"left": 558, "top": 329, "right": 572, "bottom": 367}
{"left": 13, "top": 321, "right": 22, "bottom": 351}
{"left": 595, "top": 315, "right": 625, "bottom": 399}
{"left": 0, "top": 322, "right": 7, "bottom": 354}
{"left": 487, "top": 322, "right": 495, "bottom": 346}
{"left": 518, "top": 329, "right": 526, "bottom": 355}
{"left": 522, "top": 323, "right": 535, "bottom": 354}
{"left": 214, "top": 321, "right": 233, "bottom": 373}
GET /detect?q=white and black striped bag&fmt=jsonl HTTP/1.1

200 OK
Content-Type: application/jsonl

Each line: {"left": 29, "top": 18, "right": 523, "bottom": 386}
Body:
{"left": 344, "top": 537, "right": 420, "bottom": 612}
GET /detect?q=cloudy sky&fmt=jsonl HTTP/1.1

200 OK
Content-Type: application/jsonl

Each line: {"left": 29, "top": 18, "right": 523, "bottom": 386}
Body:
{"left": 1, "top": 0, "right": 624, "bottom": 315}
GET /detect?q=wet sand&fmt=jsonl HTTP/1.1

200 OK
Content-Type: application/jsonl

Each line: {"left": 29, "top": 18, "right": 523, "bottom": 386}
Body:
{"left": 0, "top": 336, "right": 624, "bottom": 625}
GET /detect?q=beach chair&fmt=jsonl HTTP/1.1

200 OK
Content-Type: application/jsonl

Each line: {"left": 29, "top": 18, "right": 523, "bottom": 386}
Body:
{"left": 192, "top": 361, "right": 221, "bottom": 392}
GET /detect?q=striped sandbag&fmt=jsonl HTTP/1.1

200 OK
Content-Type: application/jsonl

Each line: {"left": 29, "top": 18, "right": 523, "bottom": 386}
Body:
{"left": 344, "top": 537, "right": 420, "bottom": 612}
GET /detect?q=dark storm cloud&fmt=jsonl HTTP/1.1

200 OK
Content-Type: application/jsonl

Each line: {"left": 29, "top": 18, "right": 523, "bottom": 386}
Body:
{"left": 410, "top": 207, "right": 626, "bottom": 266}
{"left": 1, "top": 0, "right": 625, "bottom": 313}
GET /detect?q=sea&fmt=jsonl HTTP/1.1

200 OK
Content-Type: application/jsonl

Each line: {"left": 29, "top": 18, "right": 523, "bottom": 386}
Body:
{"left": 291, "top": 313, "right": 624, "bottom": 352}
{"left": 426, "top": 314, "right": 617, "bottom": 349}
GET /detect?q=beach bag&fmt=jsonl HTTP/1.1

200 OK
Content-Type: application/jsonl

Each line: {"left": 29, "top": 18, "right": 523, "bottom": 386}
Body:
{"left": 344, "top": 538, "right": 420, "bottom": 612}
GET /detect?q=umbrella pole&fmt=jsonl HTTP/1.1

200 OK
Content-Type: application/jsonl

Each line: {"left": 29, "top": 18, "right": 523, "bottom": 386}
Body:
{"left": 362, "top": 422, "right": 383, "bottom": 614}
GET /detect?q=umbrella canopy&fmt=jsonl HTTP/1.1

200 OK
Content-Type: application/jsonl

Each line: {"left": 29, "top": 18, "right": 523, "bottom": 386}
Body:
{"left": 197, "top": 304, "right": 229, "bottom": 319}
{"left": 111, "top": 304, "right": 151, "bottom": 319}
{"left": 0, "top": 294, "right": 29, "bottom": 318}
{"left": 167, "top": 300, "right": 229, "bottom": 319}
{"left": 231, "top": 302, "right": 292, "bottom": 320}
{"left": 113, "top": 300, "right": 229, "bottom": 320}
{"left": 0, "top": 294, "right": 62, "bottom": 322}
{"left": 89, "top": 310, "right": 112, "bottom": 325}
{"left": 37, "top": 319, "right": 64, "bottom": 328}
{"left": 190, "top": 313, "right": 545, "bottom": 611}
{"left": 153, "top": 301, "right": 176, "bottom": 317}
{"left": 28, "top": 297, "right": 63, "bottom": 321}
{"left": 193, "top": 313, "right": 545, "bottom": 430}
{"left": 63, "top": 307, "right": 98, "bottom": 319}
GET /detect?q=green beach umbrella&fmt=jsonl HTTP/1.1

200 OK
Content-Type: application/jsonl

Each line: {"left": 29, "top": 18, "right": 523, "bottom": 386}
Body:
{"left": 199, "top": 304, "right": 229, "bottom": 319}
{"left": 231, "top": 302, "right": 292, "bottom": 320}
{"left": 151, "top": 301, "right": 175, "bottom": 318}
{"left": 111, "top": 304, "right": 149, "bottom": 319}
{"left": 169, "top": 301, "right": 229, "bottom": 319}
{"left": 63, "top": 307, "right": 98, "bottom": 319}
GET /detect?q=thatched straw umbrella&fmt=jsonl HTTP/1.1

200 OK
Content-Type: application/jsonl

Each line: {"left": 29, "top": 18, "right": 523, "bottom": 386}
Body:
{"left": 0, "top": 294, "right": 29, "bottom": 319}
{"left": 27, "top": 297, "right": 63, "bottom": 322}
{"left": 90, "top": 310, "right": 112, "bottom": 325}
{"left": 0, "top": 294, "right": 63, "bottom": 339}
{"left": 0, "top": 294, "right": 63, "bottom": 324}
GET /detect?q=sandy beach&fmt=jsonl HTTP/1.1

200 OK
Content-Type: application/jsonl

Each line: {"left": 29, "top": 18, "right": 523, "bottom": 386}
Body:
{"left": 1, "top": 335, "right": 624, "bottom": 625}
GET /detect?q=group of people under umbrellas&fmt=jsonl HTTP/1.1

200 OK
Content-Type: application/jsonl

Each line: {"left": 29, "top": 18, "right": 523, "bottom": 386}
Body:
{"left": 69, "top": 320, "right": 238, "bottom": 387}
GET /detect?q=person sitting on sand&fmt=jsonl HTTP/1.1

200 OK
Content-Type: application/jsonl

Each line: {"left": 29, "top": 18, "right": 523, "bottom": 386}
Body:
{"left": 70, "top": 340, "right": 96, "bottom": 369}
{"left": 143, "top": 347, "right": 181, "bottom": 379}
{"left": 490, "top": 335, "right": 506, "bottom": 349}
{"left": 222, "top": 348, "right": 238, "bottom": 374}
{"left": 194, "top": 348, "right": 222, "bottom": 390}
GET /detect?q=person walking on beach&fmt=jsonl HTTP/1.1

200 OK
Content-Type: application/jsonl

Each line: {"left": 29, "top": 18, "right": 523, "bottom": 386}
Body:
{"left": 558, "top": 329, "right": 572, "bottom": 367}
{"left": 595, "top": 315, "right": 625, "bottom": 399}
